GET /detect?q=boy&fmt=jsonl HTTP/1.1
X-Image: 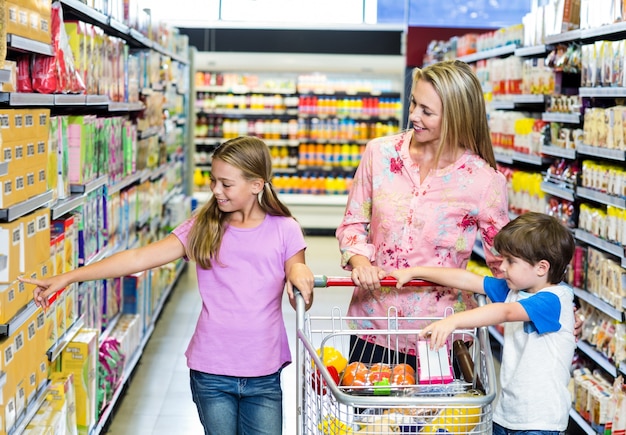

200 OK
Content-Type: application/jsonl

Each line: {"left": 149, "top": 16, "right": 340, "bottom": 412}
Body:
{"left": 390, "top": 212, "right": 576, "bottom": 434}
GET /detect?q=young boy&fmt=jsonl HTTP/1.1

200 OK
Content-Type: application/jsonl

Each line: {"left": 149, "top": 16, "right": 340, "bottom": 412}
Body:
{"left": 390, "top": 212, "right": 576, "bottom": 434}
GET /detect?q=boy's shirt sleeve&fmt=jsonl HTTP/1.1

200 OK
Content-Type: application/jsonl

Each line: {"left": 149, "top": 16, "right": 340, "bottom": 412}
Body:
{"left": 483, "top": 276, "right": 509, "bottom": 302}
{"left": 517, "top": 291, "right": 563, "bottom": 334}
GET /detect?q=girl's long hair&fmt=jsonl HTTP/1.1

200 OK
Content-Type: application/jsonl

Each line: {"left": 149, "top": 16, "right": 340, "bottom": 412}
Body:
{"left": 186, "top": 136, "right": 293, "bottom": 269}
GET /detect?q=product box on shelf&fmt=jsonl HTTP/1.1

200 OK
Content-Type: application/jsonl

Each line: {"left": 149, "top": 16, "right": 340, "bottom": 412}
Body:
{"left": 46, "top": 372, "right": 78, "bottom": 435}
{"left": 52, "top": 215, "right": 77, "bottom": 275}
{"left": 67, "top": 115, "right": 97, "bottom": 185}
{"left": 122, "top": 271, "right": 147, "bottom": 332}
{"left": 0, "top": 218, "right": 24, "bottom": 285}
{"left": 59, "top": 329, "right": 98, "bottom": 435}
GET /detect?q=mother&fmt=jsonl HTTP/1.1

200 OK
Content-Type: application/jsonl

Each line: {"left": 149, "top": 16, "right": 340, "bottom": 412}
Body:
{"left": 336, "top": 60, "right": 509, "bottom": 365}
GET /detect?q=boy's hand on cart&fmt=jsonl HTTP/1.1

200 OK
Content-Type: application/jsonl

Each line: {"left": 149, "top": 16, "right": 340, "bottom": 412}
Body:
{"left": 350, "top": 264, "right": 386, "bottom": 293}
{"left": 420, "top": 317, "right": 457, "bottom": 350}
{"left": 286, "top": 263, "right": 314, "bottom": 309}
{"left": 389, "top": 268, "right": 418, "bottom": 288}
{"left": 18, "top": 275, "right": 69, "bottom": 310}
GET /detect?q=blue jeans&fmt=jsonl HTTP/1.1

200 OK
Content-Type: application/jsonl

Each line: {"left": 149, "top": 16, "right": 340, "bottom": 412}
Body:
{"left": 493, "top": 422, "right": 565, "bottom": 435}
{"left": 189, "top": 369, "right": 283, "bottom": 435}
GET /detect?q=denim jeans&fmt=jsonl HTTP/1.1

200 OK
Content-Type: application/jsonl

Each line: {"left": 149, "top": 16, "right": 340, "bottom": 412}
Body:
{"left": 190, "top": 369, "right": 283, "bottom": 435}
{"left": 493, "top": 422, "right": 566, "bottom": 435}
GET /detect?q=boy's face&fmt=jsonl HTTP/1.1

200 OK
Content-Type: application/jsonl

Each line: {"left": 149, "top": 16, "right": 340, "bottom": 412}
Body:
{"left": 498, "top": 255, "right": 548, "bottom": 292}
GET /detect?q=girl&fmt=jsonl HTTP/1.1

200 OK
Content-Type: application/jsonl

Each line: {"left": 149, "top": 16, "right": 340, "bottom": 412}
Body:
{"left": 22, "top": 136, "right": 315, "bottom": 435}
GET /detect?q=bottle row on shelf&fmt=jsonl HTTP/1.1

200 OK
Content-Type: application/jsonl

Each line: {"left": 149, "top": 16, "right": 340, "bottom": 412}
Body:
{"left": 194, "top": 117, "right": 401, "bottom": 144}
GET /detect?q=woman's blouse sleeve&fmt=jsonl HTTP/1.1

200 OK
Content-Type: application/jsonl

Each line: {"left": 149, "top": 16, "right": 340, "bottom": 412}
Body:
{"left": 478, "top": 170, "right": 510, "bottom": 275}
{"left": 336, "top": 140, "right": 376, "bottom": 270}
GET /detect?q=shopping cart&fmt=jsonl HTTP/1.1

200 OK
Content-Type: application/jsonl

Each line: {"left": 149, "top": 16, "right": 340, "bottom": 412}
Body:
{"left": 295, "top": 276, "right": 497, "bottom": 435}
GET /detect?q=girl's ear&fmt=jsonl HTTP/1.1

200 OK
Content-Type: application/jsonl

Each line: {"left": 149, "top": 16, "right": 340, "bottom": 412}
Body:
{"left": 535, "top": 259, "right": 550, "bottom": 277}
{"left": 251, "top": 178, "right": 264, "bottom": 195}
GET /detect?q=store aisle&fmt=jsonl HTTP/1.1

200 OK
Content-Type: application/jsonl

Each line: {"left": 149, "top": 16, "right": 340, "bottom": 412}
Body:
{"left": 105, "top": 235, "right": 351, "bottom": 435}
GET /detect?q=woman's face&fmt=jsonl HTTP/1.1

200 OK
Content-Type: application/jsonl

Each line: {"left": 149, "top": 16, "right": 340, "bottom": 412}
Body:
{"left": 408, "top": 79, "right": 443, "bottom": 147}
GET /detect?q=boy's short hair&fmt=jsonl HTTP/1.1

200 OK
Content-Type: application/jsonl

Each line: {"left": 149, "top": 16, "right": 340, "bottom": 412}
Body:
{"left": 494, "top": 212, "right": 575, "bottom": 284}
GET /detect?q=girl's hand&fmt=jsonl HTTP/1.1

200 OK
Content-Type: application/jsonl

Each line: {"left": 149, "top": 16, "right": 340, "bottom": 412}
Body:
{"left": 419, "top": 317, "right": 456, "bottom": 350}
{"left": 389, "top": 269, "right": 417, "bottom": 289}
{"left": 351, "top": 264, "right": 386, "bottom": 293}
{"left": 286, "top": 263, "right": 314, "bottom": 309}
{"left": 18, "top": 275, "right": 69, "bottom": 310}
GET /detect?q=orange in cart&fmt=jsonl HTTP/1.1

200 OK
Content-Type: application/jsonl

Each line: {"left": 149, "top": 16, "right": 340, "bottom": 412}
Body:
{"left": 391, "top": 372, "right": 416, "bottom": 386}
{"left": 341, "top": 361, "right": 369, "bottom": 387}
{"left": 368, "top": 363, "right": 392, "bottom": 383}
{"left": 392, "top": 363, "right": 415, "bottom": 377}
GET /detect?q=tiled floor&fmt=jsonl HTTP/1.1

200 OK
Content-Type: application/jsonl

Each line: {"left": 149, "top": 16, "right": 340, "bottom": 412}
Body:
{"left": 105, "top": 235, "right": 352, "bottom": 435}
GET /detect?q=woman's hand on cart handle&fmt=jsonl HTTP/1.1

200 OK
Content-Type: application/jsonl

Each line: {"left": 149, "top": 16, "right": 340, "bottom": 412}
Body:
{"left": 313, "top": 275, "right": 432, "bottom": 288}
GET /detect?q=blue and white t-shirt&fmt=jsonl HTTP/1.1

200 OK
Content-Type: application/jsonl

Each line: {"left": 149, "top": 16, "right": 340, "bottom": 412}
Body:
{"left": 484, "top": 276, "right": 576, "bottom": 431}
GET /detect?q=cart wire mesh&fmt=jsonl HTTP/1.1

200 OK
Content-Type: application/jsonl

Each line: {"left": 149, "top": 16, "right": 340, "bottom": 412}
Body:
{"left": 295, "top": 276, "right": 497, "bottom": 435}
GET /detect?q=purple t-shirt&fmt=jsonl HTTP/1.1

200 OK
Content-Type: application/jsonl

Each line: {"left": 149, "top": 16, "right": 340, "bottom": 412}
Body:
{"left": 172, "top": 213, "right": 306, "bottom": 376}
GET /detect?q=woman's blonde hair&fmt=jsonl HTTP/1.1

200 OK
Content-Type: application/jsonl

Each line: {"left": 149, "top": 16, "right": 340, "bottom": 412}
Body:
{"left": 186, "top": 136, "right": 293, "bottom": 269}
{"left": 412, "top": 60, "right": 497, "bottom": 169}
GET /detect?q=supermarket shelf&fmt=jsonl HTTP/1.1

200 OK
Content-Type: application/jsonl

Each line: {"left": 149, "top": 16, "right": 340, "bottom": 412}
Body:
{"left": 60, "top": 0, "right": 189, "bottom": 65}
{"left": 99, "top": 312, "right": 122, "bottom": 345}
{"left": 540, "top": 144, "right": 576, "bottom": 160}
{"left": 457, "top": 44, "right": 517, "bottom": 63}
{"left": 512, "top": 152, "right": 548, "bottom": 166}
{"left": 70, "top": 175, "right": 108, "bottom": 195}
{"left": 512, "top": 94, "right": 547, "bottom": 105}
{"left": 579, "top": 87, "right": 626, "bottom": 98}
{"left": 514, "top": 44, "right": 547, "bottom": 57}
{"left": 0, "top": 190, "right": 53, "bottom": 222}
{"left": 490, "top": 100, "right": 515, "bottom": 110}
{"left": 569, "top": 409, "right": 597, "bottom": 435}
{"left": 0, "top": 92, "right": 55, "bottom": 106}
{"left": 51, "top": 194, "right": 86, "bottom": 220}
{"left": 581, "top": 20, "right": 626, "bottom": 41}
{"left": 494, "top": 151, "right": 514, "bottom": 164}
{"left": 0, "top": 300, "right": 38, "bottom": 337}
{"left": 7, "top": 382, "right": 50, "bottom": 435}
{"left": 576, "top": 186, "right": 626, "bottom": 210}
{"left": 576, "top": 144, "right": 626, "bottom": 161}
{"left": 576, "top": 340, "right": 617, "bottom": 377}
{"left": 574, "top": 228, "right": 626, "bottom": 268}
{"left": 108, "top": 172, "right": 143, "bottom": 195}
{"left": 47, "top": 315, "right": 86, "bottom": 361}
{"left": 541, "top": 112, "right": 581, "bottom": 124}
{"left": 540, "top": 181, "right": 575, "bottom": 202}
{"left": 573, "top": 287, "right": 624, "bottom": 322}
{"left": 7, "top": 34, "right": 53, "bottom": 56}
{"left": 544, "top": 29, "right": 581, "bottom": 45}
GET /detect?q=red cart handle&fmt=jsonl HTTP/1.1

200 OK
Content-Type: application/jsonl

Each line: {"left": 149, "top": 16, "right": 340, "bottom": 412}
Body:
{"left": 313, "top": 275, "right": 433, "bottom": 288}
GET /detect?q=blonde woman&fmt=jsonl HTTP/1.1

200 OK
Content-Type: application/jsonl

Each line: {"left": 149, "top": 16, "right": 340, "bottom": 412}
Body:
{"left": 336, "top": 60, "right": 509, "bottom": 366}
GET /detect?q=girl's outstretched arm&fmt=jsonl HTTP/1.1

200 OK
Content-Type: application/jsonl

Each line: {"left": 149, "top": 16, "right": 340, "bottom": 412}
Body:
{"left": 20, "top": 234, "right": 186, "bottom": 309}
{"left": 284, "top": 249, "right": 314, "bottom": 311}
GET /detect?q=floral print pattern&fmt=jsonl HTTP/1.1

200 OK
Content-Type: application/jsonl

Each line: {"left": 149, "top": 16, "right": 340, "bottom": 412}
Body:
{"left": 336, "top": 131, "right": 509, "bottom": 348}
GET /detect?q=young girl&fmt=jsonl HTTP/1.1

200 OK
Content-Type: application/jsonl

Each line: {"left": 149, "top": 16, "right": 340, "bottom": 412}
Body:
{"left": 21, "top": 136, "right": 315, "bottom": 435}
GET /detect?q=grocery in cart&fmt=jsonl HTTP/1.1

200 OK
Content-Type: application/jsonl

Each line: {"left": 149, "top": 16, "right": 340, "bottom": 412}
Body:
{"left": 295, "top": 276, "right": 497, "bottom": 434}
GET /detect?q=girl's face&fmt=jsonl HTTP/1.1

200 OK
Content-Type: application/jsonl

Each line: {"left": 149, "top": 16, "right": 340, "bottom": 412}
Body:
{"left": 408, "top": 79, "right": 443, "bottom": 147}
{"left": 498, "top": 255, "right": 544, "bottom": 292}
{"left": 209, "top": 158, "right": 258, "bottom": 212}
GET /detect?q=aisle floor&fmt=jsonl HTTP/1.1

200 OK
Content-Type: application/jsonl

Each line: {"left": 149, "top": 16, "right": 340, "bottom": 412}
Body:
{"left": 105, "top": 235, "right": 351, "bottom": 435}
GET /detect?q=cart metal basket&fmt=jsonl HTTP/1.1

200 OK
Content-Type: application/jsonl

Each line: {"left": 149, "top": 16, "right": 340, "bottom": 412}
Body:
{"left": 295, "top": 276, "right": 497, "bottom": 435}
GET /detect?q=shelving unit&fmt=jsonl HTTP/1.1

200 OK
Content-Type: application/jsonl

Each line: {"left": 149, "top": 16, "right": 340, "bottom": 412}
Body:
{"left": 460, "top": 23, "right": 626, "bottom": 434}
{"left": 0, "top": 2, "right": 192, "bottom": 434}
{"left": 191, "top": 52, "right": 406, "bottom": 231}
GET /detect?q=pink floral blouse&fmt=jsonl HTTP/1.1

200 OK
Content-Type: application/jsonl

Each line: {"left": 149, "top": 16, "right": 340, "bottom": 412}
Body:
{"left": 336, "top": 131, "right": 509, "bottom": 352}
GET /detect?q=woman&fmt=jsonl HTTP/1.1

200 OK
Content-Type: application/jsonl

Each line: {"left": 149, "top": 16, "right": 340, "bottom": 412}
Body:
{"left": 336, "top": 60, "right": 509, "bottom": 364}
